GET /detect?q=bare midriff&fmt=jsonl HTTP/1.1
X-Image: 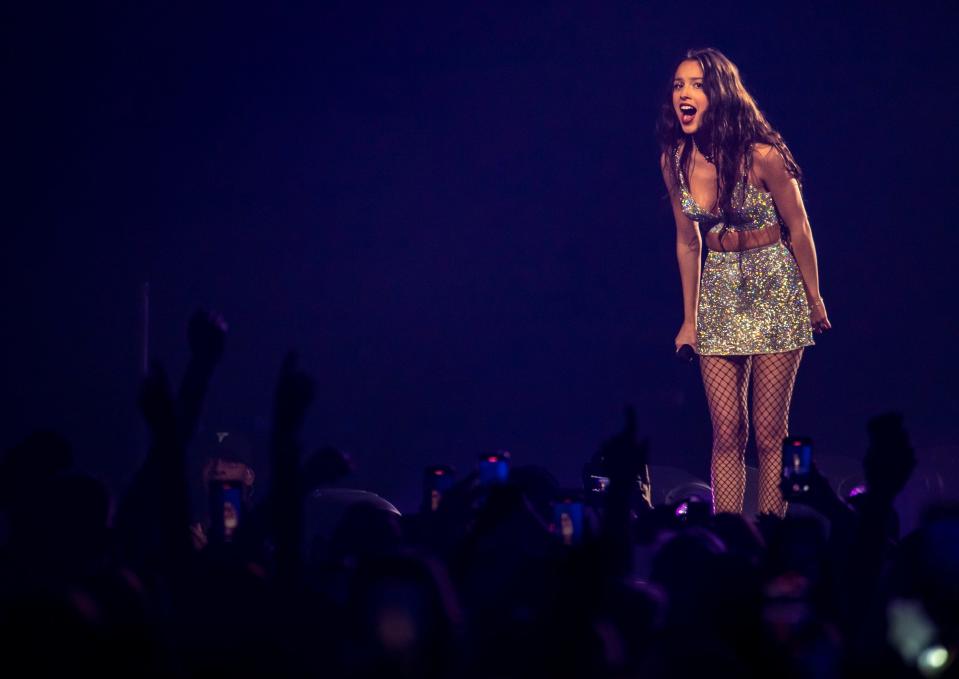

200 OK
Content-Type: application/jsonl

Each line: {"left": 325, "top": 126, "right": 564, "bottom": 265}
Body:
{"left": 704, "top": 224, "right": 780, "bottom": 253}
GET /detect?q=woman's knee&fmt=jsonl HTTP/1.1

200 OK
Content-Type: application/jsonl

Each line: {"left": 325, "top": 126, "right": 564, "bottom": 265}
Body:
{"left": 753, "top": 428, "right": 785, "bottom": 455}
{"left": 712, "top": 419, "right": 748, "bottom": 452}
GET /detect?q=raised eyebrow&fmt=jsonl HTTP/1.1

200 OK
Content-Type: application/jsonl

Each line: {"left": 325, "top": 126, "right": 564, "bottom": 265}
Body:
{"left": 673, "top": 77, "right": 704, "bottom": 82}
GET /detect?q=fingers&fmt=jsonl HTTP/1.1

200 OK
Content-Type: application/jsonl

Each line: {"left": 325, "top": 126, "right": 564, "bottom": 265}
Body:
{"left": 675, "top": 332, "right": 697, "bottom": 352}
{"left": 188, "top": 308, "right": 228, "bottom": 362}
{"left": 810, "top": 314, "right": 832, "bottom": 333}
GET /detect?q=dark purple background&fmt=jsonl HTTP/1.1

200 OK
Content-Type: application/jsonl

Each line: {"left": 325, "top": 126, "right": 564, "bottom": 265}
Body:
{"left": 5, "top": 2, "right": 957, "bottom": 515}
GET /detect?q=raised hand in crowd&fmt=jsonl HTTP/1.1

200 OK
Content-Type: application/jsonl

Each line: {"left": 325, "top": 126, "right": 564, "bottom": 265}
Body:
{"left": 177, "top": 309, "right": 228, "bottom": 444}
{"left": 138, "top": 361, "right": 177, "bottom": 450}
{"left": 117, "top": 311, "right": 228, "bottom": 567}
{"left": 596, "top": 405, "right": 651, "bottom": 509}
{"left": 270, "top": 351, "right": 315, "bottom": 584}
{"left": 863, "top": 412, "right": 916, "bottom": 505}
{"left": 779, "top": 460, "right": 854, "bottom": 524}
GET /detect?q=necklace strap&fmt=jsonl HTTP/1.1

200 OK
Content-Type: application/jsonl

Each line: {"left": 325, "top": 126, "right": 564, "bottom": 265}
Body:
{"left": 693, "top": 137, "right": 715, "bottom": 165}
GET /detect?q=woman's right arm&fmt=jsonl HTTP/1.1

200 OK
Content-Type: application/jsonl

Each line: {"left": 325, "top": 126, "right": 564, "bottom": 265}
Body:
{"left": 660, "top": 153, "right": 702, "bottom": 350}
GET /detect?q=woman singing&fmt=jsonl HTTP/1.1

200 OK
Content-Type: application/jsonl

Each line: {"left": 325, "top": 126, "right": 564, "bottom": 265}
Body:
{"left": 658, "top": 48, "right": 832, "bottom": 516}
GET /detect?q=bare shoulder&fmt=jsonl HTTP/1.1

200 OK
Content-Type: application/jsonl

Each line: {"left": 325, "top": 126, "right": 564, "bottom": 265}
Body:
{"left": 660, "top": 150, "right": 674, "bottom": 186}
{"left": 660, "top": 141, "right": 685, "bottom": 184}
{"left": 751, "top": 143, "right": 789, "bottom": 182}
{"left": 751, "top": 142, "right": 781, "bottom": 166}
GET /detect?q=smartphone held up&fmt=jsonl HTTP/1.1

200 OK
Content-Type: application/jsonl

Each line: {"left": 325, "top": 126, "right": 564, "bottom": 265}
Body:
{"left": 552, "top": 491, "right": 585, "bottom": 546}
{"left": 208, "top": 479, "right": 243, "bottom": 543}
{"left": 478, "top": 451, "right": 511, "bottom": 487}
{"left": 423, "top": 464, "right": 456, "bottom": 512}
{"left": 781, "top": 435, "right": 813, "bottom": 500}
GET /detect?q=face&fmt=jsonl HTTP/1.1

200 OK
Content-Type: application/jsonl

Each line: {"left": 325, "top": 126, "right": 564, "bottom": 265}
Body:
{"left": 672, "top": 59, "right": 708, "bottom": 134}
{"left": 204, "top": 457, "right": 255, "bottom": 487}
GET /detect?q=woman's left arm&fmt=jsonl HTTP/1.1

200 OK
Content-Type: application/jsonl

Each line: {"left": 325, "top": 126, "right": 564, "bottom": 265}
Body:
{"left": 757, "top": 145, "right": 832, "bottom": 333}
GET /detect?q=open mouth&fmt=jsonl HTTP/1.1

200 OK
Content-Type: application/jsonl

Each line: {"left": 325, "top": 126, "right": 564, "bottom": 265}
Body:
{"left": 679, "top": 104, "right": 697, "bottom": 125}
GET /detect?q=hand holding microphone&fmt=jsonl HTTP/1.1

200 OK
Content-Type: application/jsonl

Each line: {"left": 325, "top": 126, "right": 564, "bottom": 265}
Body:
{"left": 675, "top": 344, "right": 696, "bottom": 363}
{"left": 674, "top": 322, "right": 697, "bottom": 363}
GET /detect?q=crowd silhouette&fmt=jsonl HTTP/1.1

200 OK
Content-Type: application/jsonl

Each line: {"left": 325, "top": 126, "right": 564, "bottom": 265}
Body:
{"left": 0, "top": 310, "right": 954, "bottom": 678}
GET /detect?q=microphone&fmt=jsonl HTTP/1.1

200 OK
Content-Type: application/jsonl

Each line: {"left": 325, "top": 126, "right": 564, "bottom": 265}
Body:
{"left": 675, "top": 344, "right": 696, "bottom": 363}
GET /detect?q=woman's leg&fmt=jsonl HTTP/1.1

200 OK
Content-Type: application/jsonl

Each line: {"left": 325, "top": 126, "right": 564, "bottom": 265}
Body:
{"left": 751, "top": 348, "right": 804, "bottom": 516}
{"left": 700, "top": 355, "right": 752, "bottom": 514}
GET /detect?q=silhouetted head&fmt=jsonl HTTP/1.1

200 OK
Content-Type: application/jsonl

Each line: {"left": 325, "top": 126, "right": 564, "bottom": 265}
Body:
{"left": 329, "top": 502, "right": 404, "bottom": 563}
{"left": 711, "top": 512, "right": 766, "bottom": 566}
{"left": 302, "top": 445, "right": 355, "bottom": 491}
{"left": 347, "top": 554, "right": 463, "bottom": 677}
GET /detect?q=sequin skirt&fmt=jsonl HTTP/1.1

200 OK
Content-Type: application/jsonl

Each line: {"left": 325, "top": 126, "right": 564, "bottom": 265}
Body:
{"left": 697, "top": 241, "right": 814, "bottom": 355}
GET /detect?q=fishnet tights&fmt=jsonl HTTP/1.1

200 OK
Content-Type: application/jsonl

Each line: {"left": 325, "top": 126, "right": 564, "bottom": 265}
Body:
{"left": 700, "top": 349, "right": 803, "bottom": 516}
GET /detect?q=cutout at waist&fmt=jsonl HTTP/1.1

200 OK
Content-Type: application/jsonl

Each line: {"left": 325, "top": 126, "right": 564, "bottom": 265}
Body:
{"left": 704, "top": 225, "right": 780, "bottom": 253}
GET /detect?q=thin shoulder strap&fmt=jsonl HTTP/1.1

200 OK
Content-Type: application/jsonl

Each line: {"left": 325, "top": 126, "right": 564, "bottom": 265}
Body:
{"left": 674, "top": 144, "right": 686, "bottom": 189}
{"left": 742, "top": 145, "right": 751, "bottom": 200}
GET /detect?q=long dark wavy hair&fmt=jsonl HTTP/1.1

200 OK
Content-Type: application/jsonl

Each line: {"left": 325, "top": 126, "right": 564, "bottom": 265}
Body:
{"left": 656, "top": 48, "right": 801, "bottom": 243}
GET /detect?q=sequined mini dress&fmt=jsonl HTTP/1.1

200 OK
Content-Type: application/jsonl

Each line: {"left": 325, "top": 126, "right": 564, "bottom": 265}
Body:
{"left": 677, "top": 148, "right": 814, "bottom": 356}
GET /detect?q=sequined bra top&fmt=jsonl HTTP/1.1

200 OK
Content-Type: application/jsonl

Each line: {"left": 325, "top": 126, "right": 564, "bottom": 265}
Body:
{"left": 675, "top": 145, "right": 780, "bottom": 234}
